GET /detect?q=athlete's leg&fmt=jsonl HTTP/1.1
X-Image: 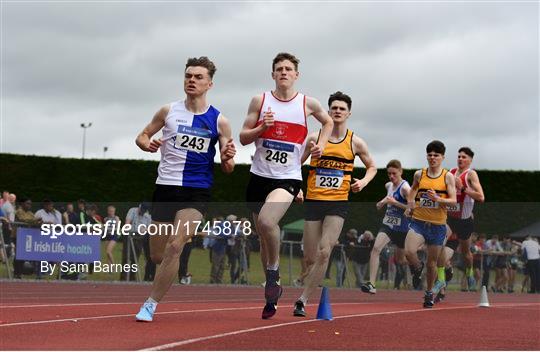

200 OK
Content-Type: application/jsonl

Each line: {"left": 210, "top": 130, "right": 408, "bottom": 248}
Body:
{"left": 368, "top": 232, "right": 391, "bottom": 285}
{"left": 300, "top": 220, "right": 323, "bottom": 281}
{"left": 404, "top": 229, "right": 425, "bottom": 269}
{"left": 149, "top": 221, "right": 172, "bottom": 264}
{"left": 426, "top": 244, "right": 442, "bottom": 292}
{"left": 149, "top": 209, "right": 203, "bottom": 302}
{"left": 251, "top": 213, "right": 268, "bottom": 271}
{"left": 257, "top": 189, "right": 294, "bottom": 269}
{"left": 299, "top": 216, "right": 344, "bottom": 305}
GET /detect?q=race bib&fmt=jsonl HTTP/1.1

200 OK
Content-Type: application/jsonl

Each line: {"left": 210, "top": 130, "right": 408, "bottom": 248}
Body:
{"left": 383, "top": 215, "right": 401, "bottom": 227}
{"left": 262, "top": 140, "right": 294, "bottom": 166}
{"left": 447, "top": 203, "right": 461, "bottom": 212}
{"left": 315, "top": 168, "right": 344, "bottom": 189}
{"left": 419, "top": 194, "right": 438, "bottom": 209}
{"left": 174, "top": 125, "right": 211, "bottom": 153}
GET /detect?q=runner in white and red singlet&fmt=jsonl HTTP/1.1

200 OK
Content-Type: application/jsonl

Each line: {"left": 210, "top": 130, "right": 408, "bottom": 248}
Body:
{"left": 240, "top": 52, "right": 333, "bottom": 319}
{"left": 433, "top": 147, "right": 485, "bottom": 301}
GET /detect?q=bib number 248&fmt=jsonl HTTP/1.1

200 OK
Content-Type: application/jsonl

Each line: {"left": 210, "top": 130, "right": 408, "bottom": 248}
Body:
{"left": 265, "top": 149, "right": 288, "bottom": 164}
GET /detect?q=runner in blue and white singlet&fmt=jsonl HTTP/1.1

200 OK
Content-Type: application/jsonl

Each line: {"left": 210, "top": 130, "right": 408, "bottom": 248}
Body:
{"left": 135, "top": 57, "right": 236, "bottom": 323}
{"left": 361, "top": 159, "right": 411, "bottom": 295}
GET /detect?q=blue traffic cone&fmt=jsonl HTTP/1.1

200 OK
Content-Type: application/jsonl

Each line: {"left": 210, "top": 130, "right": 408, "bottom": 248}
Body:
{"left": 316, "top": 287, "right": 333, "bottom": 320}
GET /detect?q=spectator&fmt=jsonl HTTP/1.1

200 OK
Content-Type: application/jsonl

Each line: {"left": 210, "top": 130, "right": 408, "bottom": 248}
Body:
{"left": 521, "top": 236, "right": 540, "bottom": 293}
{"left": 85, "top": 204, "right": 102, "bottom": 224}
{"left": 507, "top": 238, "right": 520, "bottom": 293}
{"left": 491, "top": 235, "right": 511, "bottom": 293}
{"left": 34, "top": 199, "right": 62, "bottom": 278}
{"left": 224, "top": 214, "right": 241, "bottom": 284}
{"left": 13, "top": 197, "right": 40, "bottom": 278}
{"left": 347, "top": 229, "right": 375, "bottom": 288}
{"left": 122, "top": 203, "right": 153, "bottom": 281}
{"left": 74, "top": 199, "right": 88, "bottom": 224}
{"left": 481, "top": 234, "right": 497, "bottom": 288}
{"left": 34, "top": 199, "right": 62, "bottom": 225}
{"left": 62, "top": 203, "right": 78, "bottom": 225}
{"left": 332, "top": 231, "right": 348, "bottom": 287}
{"left": 210, "top": 217, "right": 227, "bottom": 284}
{"left": 0, "top": 190, "right": 9, "bottom": 208}
{"left": 103, "top": 205, "right": 121, "bottom": 265}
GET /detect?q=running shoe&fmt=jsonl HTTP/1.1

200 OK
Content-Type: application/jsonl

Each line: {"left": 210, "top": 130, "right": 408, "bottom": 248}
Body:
{"left": 467, "top": 276, "right": 476, "bottom": 291}
{"left": 262, "top": 270, "right": 282, "bottom": 319}
{"left": 412, "top": 262, "right": 424, "bottom": 290}
{"left": 293, "top": 300, "right": 306, "bottom": 317}
{"left": 434, "top": 292, "right": 445, "bottom": 303}
{"left": 135, "top": 301, "right": 157, "bottom": 322}
{"left": 360, "top": 282, "right": 377, "bottom": 294}
{"left": 433, "top": 280, "right": 446, "bottom": 295}
{"left": 423, "top": 290, "right": 434, "bottom": 308}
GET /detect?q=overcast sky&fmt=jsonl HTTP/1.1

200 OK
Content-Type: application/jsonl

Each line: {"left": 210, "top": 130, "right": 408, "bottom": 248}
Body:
{"left": 2, "top": 1, "right": 538, "bottom": 170}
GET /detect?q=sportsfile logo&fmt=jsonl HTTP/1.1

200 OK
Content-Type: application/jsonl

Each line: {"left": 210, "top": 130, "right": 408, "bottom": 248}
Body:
{"left": 40, "top": 220, "right": 253, "bottom": 239}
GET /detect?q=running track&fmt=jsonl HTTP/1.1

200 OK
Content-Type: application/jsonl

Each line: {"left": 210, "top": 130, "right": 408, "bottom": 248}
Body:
{"left": 1, "top": 281, "right": 539, "bottom": 350}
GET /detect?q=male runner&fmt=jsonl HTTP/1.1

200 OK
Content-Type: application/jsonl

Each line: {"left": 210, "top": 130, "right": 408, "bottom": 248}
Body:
{"left": 404, "top": 140, "right": 456, "bottom": 308}
{"left": 135, "top": 57, "right": 236, "bottom": 321}
{"left": 240, "top": 52, "right": 333, "bottom": 319}
{"left": 361, "top": 159, "right": 410, "bottom": 294}
{"left": 292, "top": 91, "right": 376, "bottom": 316}
{"left": 433, "top": 147, "right": 485, "bottom": 300}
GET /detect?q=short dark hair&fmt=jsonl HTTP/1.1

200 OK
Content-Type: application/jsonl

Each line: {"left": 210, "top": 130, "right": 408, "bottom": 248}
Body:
{"left": 426, "top": 140, "right": 446, "bottom": 155}
{"left": 328, "top": 91, "right": 352, "bottom": 110}
{"left": 272, "top": 52, "right": 299, "bottom": 71}
{"left": 459, "top": 146, "right": 474, "bottom": 158}
{"left": 386, "top": 159, "right": 402, "bottom": 170}
{"left": 185, "top": 56, "right": 217, "bottom": 79}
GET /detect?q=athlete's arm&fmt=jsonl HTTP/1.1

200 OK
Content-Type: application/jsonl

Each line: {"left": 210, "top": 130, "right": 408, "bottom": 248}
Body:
{"left": 239, "top": 95, "right": 270, "bottom": 146}
{"left": 437, "top": 172, "right": 457, "bottom": 205}
{"left": 376, "top": 182, "right": 391, "bottom": 210}
{"left": 217, "top": 114, "right": 236, "bottom": 174}
{"left": 465, "top": 170, "right": 485, "bottom": 203}
{"left": 350, "top": 135, "right": 377, "bottom": 193}
{"left": 301, "top": 133, "right": 318, "bottom": 164}
{"left": 405, "top": 170, "right": 421, "bottom": 217}
{"left": 136, "top": 105, "right": 168, "bottom": 152}
{"left": 305, "top": 97, "right": 333, "bottom": 158}
{"left": 387, "top": 183, "right": 410, "bottom": 211}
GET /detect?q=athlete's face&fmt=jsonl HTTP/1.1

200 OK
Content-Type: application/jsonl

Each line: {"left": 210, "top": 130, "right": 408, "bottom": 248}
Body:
{"left": 272, "top": 60, "right": 298, "bottom": 89}
{"left": 457, "top": 152, "right": 472, "bottom": 169}
{"left": 426, "top": 152, "right": 444, "bottom": 168}
{"left": 184, "top": 66, "right": 213, "bottom": 97}
{"left": 328, "top": 101, "right": 351, "bottom": 122}
{"left": 387, "top": 167, "right": 402, "bottom": 184}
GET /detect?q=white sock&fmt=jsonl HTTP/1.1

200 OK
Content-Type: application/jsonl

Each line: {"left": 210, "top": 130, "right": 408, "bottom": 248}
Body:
{"left": 266, "top": 263, "right": 279, "bottom": 271}
{"left": 299, "top": 295, "right": 308, "bottom": 305}
{"left": 146, "top": 297, "right": 157, "bottom": 305}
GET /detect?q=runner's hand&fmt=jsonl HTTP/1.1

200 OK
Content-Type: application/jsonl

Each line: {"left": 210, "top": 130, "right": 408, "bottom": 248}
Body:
{"left": 262, "top": 107, "right": 275, "bottom": 130}
{"left": 147, "top": 138, "right": 162, "bottom": 152}
{"left": 221, "top": 139, "right": 236, "bottom": 161}
{"left": 351, "top": 178, "right": 368, "bottom": 193}
{"left": 309, "top": 141, "right": 323, "bottom": 159}
{"left": 295, "top": 189, "right": 304, "bottom": 203}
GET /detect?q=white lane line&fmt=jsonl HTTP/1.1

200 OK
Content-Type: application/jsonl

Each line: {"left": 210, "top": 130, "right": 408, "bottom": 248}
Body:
{"left": 0, "top": 298, "right": 264, "bottom": 309}
{"left": 0, "top": 302, "right": 371, "bottom": 327}
{"left": 142, "top": 303, "right": 540, "bottom": 351}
